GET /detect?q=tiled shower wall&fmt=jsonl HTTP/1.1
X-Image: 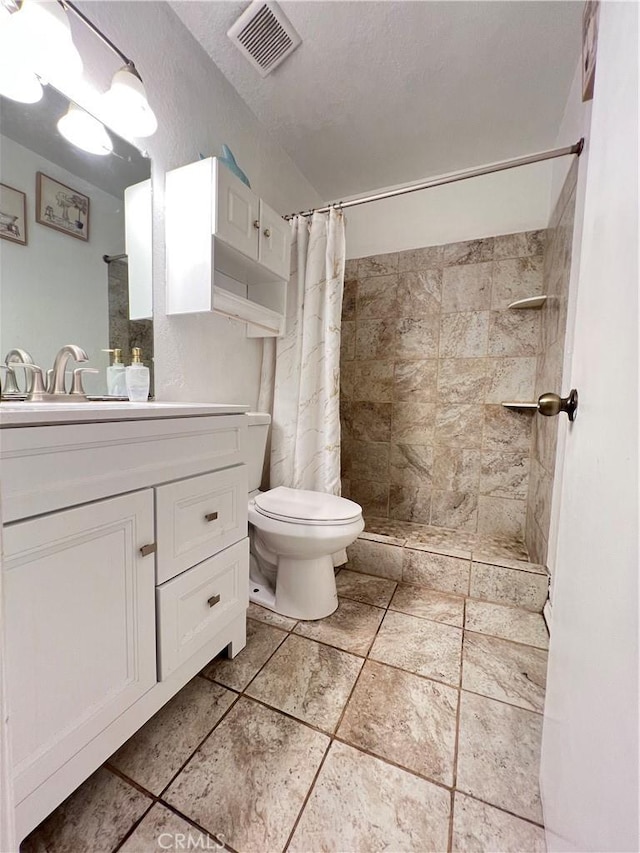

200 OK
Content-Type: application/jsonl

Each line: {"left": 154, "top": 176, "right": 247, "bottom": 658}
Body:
{"left": 340, "top": 232, "right": 546, "bottom": 540}
{"left": 525, "top": 160, "right": 578, "bottom": 564}
{"left": 108, "top": 258, "right": 154, "bottom": 394}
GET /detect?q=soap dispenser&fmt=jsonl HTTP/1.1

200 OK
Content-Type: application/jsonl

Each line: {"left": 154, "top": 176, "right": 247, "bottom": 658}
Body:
{"left": 103, "top": 348, "right": 127, "bottom": 397}
{"left": 125, "top": 347, "right": 150, "bottom": 402}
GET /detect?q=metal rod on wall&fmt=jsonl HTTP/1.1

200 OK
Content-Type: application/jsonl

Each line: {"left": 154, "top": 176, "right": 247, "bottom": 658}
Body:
{"left": 286, "top": 138, "right": 584, "bottom": 220}
{"left": 103, "top": 253, "right": 127, "bottom": 263}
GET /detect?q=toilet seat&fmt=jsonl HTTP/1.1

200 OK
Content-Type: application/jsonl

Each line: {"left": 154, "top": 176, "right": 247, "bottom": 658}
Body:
{"left": 253, "top": 486, "right": 362, "bottom": 526}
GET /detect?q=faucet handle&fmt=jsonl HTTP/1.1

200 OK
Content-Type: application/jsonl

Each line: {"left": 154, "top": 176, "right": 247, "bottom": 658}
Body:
{"left": 71, "top": 368, "right": 99, "bottom": 397}
{"left": 0, "top": 364, "right": 20, "bottom": 395}
{"left": 21, "top": 364, "right": 48, "bottom": 399}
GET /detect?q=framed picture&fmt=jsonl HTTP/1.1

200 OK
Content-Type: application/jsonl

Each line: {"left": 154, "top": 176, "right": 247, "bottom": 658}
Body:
{"left": 0, "top": 183, "right": 27, "bottom": 246}
{"left": 582, "top": 1, "right": 599, "bottom": 101}
{"left": 36, "top": 171, "right": 90, "bottom": 241}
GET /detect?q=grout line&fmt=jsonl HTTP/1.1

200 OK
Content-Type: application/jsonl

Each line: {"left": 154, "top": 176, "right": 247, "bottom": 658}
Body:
{"left": 158, "top": 801, "right": 241, "bottom": 853}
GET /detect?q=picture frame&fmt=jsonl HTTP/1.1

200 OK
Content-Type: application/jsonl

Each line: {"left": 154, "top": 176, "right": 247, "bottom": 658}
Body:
{"left": 0, "top": 183, "right": 27, "bottom": 246}
{"left": 35, "top": 171, "right": 90, "bottom": 241}
{"left": 582, "top": 1, "right": 599, "bottom": 102}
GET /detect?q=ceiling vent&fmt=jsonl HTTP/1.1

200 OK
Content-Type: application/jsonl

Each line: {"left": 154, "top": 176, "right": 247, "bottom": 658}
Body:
{"left": 227, "top": 1, "right": 301, "bottom": 77}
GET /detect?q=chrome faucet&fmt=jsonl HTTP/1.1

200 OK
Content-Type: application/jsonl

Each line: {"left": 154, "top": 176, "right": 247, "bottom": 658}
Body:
{"left": 4, "top": 348, "right": 35, "bottom": 394}
{"left": 48, "top": 345, "right": 89, "bottom": 395}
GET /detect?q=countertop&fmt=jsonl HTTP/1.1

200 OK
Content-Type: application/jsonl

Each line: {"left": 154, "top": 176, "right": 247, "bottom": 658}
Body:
{"left": 0, "top": 401, "right": 250, "bottom": 427}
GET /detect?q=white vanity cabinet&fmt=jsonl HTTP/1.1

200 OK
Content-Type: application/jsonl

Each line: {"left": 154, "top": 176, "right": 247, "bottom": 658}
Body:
{"left": 0, "top": 403, "right": 250, "bottom": 842}
{"left": 166, "top": 157, "right": 290, "bottom": 335}
{"left": 4, "top": 490, "right": 157, "bottom": 806}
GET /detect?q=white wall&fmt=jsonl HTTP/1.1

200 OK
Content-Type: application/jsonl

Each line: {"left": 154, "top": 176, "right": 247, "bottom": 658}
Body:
{"left": 73, "top": 1, "right": 321, "bottom": 409}
{"left": 0, "top": 135, "right": 122, "bottom": 394}
{"left": 344, "top": 159, "right": 555, "bottom": 259}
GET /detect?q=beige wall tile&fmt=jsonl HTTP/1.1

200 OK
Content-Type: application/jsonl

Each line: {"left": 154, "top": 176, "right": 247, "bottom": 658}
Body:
{"left": 355, "top": 318, "right": 395, "bottom": 359}
{"left": 393, "top": 359, "right": 438, "bottom": 402}
{"left": 353, "top": 360, "right": 394, "bottom": 402}
{"left": 438, "top": 358, "right": 488, "bottom": 403}
{"left": 433, "top": 447, "right": 481, "bottom": 492}
{"left": 403, "top": 547, "right": 471, "bottom": 595}
{"left": 491, "top": 256, "right": 544, "bottom": 310}
{"left": 357, "top": 274, "right": 398, "bottom": 318}
{"left": 431, "top": 489, "right": 479, "bottom": 531}
{"left": 435, "top": 403, "right": 484, "bottom": 448}
{"left": 389, "top": 483, "right": 432, "bottom": 523}
{"left": 478, "top": 495, "right": 526, "bottom": 539}
{"left": 482, "top": 405, "right": 534, "bottom": 452}
{"left": 470, "top": 562, "right": 548, "bottom": 611}
{"left": 442, "top": 262, "right": 492, "bottom": 313}
{"left": 350, "top": 440, "right": 390, "bottom": 482}
{"left": 390, "top": 443, "right": 433, "bottom": 486}
{"left": 392, "top": 401, "right": 436, "bottom": 443}
{"left": 439, "top": 311, "right": 490, "bottom": 358}
{"left": 342, "top": 278, "right": 357, "bottom": 320}
{"left": 480, "top": 450, "right": 530, "bottom": 500}
{"left": 488, "top": 311, "right": 540, "bottom": 357}
{"left": 342, "top": 401, "right": 392, "bottom": 441}
{"left": 358, "top": 252, "right": 399, "bottom": 277}
{"left": 340, "top": 320, "right": 356, "bottom": 361}
{"left": 349, "top": 479, "right": 390, "bottom": 518}
{"left": 486, "top": 357, "right": 537, "bottom": 403}
{"left": 397, "top": 269, "right": 442, "bottom": 316}
{"left": 493, "top": 230, "right": 545, "bottom": 260}
{"left": 347, "top": 537, "right": 403, "bottom": 580}
{"left": 398, "top": 244, "right": 444, "bottom": 271}
{"left": 394, "top": 316, "right": 439, "bottom": 358}
{"left": 444, "top": 238, "right": 494, "bottom": 266}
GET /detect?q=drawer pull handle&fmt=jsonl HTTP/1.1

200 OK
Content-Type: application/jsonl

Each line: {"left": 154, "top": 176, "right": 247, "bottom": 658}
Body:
{"left": 263, "top": 228, "right": 271, "bottom": 238}
{"left": 253, "top": 220, "right": 260, "bottom": 230}
{"left": 204, "top": 511, "right": 219, "bottom": 522}
{"left": 139, "top": 543, "right": 156, "bottom": 557}
{"left": 208, "top": 594, "right": 221, "bottom": 608}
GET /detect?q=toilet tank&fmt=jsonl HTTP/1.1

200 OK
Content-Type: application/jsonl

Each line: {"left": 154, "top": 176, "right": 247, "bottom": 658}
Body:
{"left": 246, "top": 412, "right": 271, "bottom": 492}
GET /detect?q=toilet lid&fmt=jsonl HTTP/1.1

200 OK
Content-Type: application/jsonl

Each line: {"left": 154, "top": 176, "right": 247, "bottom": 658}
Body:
{"left": 254, "top": 486, "right": 362, "bottom": 525}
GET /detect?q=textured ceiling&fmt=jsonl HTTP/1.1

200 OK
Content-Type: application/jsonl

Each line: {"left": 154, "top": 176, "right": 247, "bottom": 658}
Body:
{"left": 172, "top": 0, "right": 582, "bottom": 201}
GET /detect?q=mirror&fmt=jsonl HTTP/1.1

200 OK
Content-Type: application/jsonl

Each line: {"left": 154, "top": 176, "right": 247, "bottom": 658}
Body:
{"left": 0, "top": 84, "right": 153, "bottom": 397}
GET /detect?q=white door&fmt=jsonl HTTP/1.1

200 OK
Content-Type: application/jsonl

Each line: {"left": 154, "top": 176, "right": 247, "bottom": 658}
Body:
{"left": 540, "top": 4, "right": 639, "bottom": 852}
{"left": 258, "top": 199, "right": 292, "bottom": 278}
{"left": 4, "top": 490, "right": 157, "bottom": 804}
{"left": 215, "top": 160, "right": 260, "bottom": 260}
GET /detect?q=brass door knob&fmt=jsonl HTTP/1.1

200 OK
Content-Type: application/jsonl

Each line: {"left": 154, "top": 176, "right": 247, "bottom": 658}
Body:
{"left": 537, "top": 389, "right": 578, "bottom": 421}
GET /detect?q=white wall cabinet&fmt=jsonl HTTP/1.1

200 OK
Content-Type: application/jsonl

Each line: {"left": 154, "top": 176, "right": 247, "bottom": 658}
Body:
{"left": 166, "top": 157, "right": 291, "bottom": 335}
{"left": 1, "top": 407, "right": 249, "bottom": 843}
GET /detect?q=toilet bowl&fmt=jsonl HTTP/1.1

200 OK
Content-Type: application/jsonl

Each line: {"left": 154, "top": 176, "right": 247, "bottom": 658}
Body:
{"left": 246, "top": 413, "right": 364, "bottom": 620}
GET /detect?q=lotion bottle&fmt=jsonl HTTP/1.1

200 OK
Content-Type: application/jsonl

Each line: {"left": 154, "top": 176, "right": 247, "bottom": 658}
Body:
{"left": 125, "top": 347, "right": 150, "bottom": 402}
{"left": 104, "top": 348, "right": 127, "bottom": 397}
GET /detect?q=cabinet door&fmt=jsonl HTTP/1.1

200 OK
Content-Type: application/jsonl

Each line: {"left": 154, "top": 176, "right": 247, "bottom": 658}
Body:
{"left": 258, "top": 199, "right": 292, "bottom": 279}
{"left": 4, "top": 490, "right": 156, "bottom": 803}
{"left": 215, "top": 160, "right": 260, "bottom": 260}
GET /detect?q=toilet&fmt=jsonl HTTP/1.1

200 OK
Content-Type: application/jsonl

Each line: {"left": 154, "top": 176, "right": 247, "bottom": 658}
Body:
{"left": 247, "top": 412, "right": 364, "bottom": 620}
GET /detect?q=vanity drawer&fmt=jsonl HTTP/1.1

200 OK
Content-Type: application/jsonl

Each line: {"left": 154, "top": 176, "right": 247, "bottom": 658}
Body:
{"left": 156, "top": 465, "right": 248, "bottom": 584}
{"left": 157, "top": 538, "right": 249, "bottom": 680}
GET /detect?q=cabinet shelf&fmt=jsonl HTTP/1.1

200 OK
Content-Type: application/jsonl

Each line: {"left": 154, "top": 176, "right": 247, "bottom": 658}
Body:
{"left": 211, "top": 285, "right": 284, "bottom": 337}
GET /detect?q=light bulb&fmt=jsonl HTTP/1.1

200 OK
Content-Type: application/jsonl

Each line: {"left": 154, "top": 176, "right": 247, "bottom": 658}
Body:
{"left": 57, "top": 104, "right": 113, "bottom": 156}
{"left": 7, "top": 0, "right": 82, "bottom": 88}
{"left": 0, "top": 62, "right": 43, "bottom": 103}
{"left": 101, "top": 65, "right": 158, "bottom": 138}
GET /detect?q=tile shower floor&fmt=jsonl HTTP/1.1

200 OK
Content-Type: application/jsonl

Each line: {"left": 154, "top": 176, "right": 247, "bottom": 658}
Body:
{"left": 22, "top": 556, "right": 549, "bottom": 853}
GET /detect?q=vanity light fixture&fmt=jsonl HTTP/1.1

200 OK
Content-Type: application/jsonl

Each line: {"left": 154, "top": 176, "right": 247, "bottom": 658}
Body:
{"left": 0, "top": 1, "right": 43, "bottom": 102}
{"left": 3, "top": 0, "right": 83, "bottom": 88}
{"left": 101, "top": 64, "right": 158, "bottom": 139}
{"left": 60, "top": 0, "right": 158, "bottom": 139}
{"left": 57, "top": 103, "right": 113, "bottom": 156}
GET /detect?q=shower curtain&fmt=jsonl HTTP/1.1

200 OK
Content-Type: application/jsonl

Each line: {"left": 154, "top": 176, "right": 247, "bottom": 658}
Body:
{"left": 259, "top": 209, "right": 345, "bottom": 495}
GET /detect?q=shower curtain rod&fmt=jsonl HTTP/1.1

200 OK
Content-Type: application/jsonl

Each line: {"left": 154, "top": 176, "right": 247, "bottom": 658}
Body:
{"left": 285, "top": 138, "right": 584, "bottom": 219}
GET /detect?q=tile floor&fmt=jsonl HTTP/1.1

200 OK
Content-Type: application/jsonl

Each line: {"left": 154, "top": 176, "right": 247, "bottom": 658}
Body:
{"left": 22, "top": 562, "right": 549, "bottom": 853}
